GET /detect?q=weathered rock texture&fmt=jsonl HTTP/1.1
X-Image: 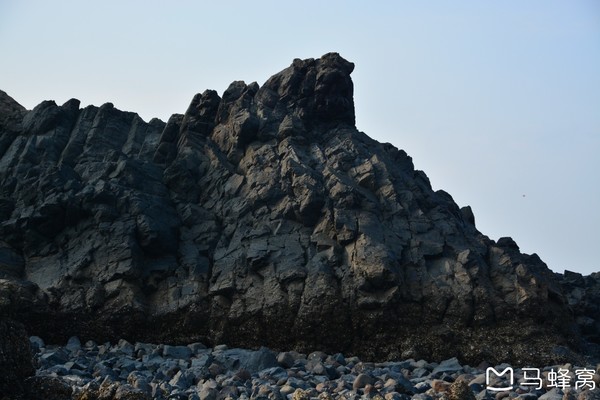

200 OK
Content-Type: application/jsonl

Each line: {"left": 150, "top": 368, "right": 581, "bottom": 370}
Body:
{"left": 559, "top": 271, "right": 600, "bottom": 346}
{"left": 0, "top": 318, "right": 35, "bottom": 398}
{"left": 0, "top": 54, "right": 597, "bottom": 365}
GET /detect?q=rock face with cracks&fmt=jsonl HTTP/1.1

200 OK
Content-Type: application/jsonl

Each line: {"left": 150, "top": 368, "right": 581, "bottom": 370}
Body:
{"left": 0, "top": 53, "right": 596, "bottom": 366}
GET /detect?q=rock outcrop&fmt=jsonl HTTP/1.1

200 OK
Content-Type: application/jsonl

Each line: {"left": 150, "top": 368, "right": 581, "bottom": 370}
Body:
{"left": 0, "top": 54, "right": 596, "bottom": 366}
{"left": 0, "top": 318, "right": 35, "bottom": 398}
{"left": 559, "top": 271, "right": 600, "bottom": 346}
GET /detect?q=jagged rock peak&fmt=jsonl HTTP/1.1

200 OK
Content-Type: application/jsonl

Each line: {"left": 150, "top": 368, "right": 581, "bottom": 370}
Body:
{"left": 0, "top": 90, "right": 26, "bottom": 115}
{"left": 181, "top": 52, "right": 356, "bottom": 140}
{"left": 167, "top": 53, "right": 357, "bottom": 166}
{"left": 0, "top": 90, "right": 27, "bottom": 132}
{"left": 257, "top": 52, "right": 356, "bottom": 128}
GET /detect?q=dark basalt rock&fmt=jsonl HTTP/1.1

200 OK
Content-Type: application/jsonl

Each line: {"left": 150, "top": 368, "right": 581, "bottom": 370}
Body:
{"left": 0, "top": 318, "right": 35, "bottom": 398}
{"left": 558, "top": 270, "right": 600, "bottom": 351}
{"left": 0, "top": 53, "right": 596, "bottom": 366}
{"left": 23, "top": 376, "right": 73, "bottom": 400}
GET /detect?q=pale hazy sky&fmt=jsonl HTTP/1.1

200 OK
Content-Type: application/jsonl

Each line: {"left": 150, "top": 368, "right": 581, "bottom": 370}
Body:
{"left": 1, "top": 1, "right": 599, "bottom": 274}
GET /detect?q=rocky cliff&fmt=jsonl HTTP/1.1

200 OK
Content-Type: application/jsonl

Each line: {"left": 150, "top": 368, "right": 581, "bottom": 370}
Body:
{"left": 0, "top": 53, "right": 596, "bottom": 366}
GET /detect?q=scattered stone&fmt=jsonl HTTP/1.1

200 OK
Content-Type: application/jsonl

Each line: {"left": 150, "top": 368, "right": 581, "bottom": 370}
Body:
{"left": 20, "top": 338, "right": 600, "bottom": 400}
{"left": 163, "top": 344, "right": 193, "bottom": 359}
{"left": 40, "top": 348, "right": 71, "bottom": 366}
{"left": 30, "top": 335, "right": 45, "bottom": 351}
{"left": 432, "top": 357, "right": 464, "bottom": 376}
{"left": 385, "top": 393, "right": 403, "bottom": 400}
{"left": 278, "top": 351, "right": 296, "bottom": 368}
{"left": 579, "top": 388, "right": 600, "bottom": 400}
{"left": 353, "top": 373, "right": 373, "bottom": 390}
{"left": 66, "top": 336, "right": 82, "bottom": 353}
{"left": 309, "top": 351, "right": 328, "bottom": 362}
{"left": 245, "top": 346, "right": 278, "bottom": 373}
{"left": 208, "top": 362, "right": 225, "bottom": 377}
{"left": 449, "top": 380, "right": 476, "bottom": 400}
{"left": 188, "top": 342, "right": 208, "bottom": 354}
{"left": 292, "top": 388, "right": 310, "bottom": 400}
{"left": 431, "top": 379, "right": 452, "bottom": 393}
{"left": 117, "top": 339, "right": 135, "bottom": 357}
{"left": 319, "top": 392, "right": 335, "bottom": 400}
{"left": 199, "top": 386, "right": 218, "bottom": 400}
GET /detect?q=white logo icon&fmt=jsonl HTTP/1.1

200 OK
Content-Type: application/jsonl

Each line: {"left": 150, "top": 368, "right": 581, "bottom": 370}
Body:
{"left": 486, "top": 367, "right": 514, "bottom": 392}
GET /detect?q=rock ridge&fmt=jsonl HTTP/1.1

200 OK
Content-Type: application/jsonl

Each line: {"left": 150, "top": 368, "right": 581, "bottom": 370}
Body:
{"left": 0, "top": 53, "right": 597, "bottom": 366}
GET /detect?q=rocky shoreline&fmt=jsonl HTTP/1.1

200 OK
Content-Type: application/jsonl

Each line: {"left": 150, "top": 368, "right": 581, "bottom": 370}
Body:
{"left": 2, "top": 52, "right": 600, "bottom": 398}
{"left": 22, "top": 336, "right": 600, "bottom": 400}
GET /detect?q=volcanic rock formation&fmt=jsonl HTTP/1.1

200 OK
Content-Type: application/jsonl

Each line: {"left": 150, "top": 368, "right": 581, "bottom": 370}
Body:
{"left": 0, "top": 53, "right": 596, "bottom": 365}
{"left": 0, "top": 318, "right": 35, "bottom": 397}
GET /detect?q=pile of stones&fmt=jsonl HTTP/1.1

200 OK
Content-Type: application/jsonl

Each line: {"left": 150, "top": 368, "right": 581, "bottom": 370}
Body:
{"left": 29, "top": 336, "right": 600, "bottom": 400}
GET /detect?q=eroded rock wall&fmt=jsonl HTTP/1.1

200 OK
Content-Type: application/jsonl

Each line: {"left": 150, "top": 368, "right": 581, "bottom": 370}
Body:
{"left": 0, "top": 54, "right": 590, "bottom": 365}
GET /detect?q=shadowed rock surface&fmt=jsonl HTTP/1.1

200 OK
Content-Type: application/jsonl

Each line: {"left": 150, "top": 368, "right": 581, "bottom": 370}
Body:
{"left": 0, "top": 318, "right": 35, "bottom": 398}
{"left": 0, "top": 54, "right": 597, "bottom": 366}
